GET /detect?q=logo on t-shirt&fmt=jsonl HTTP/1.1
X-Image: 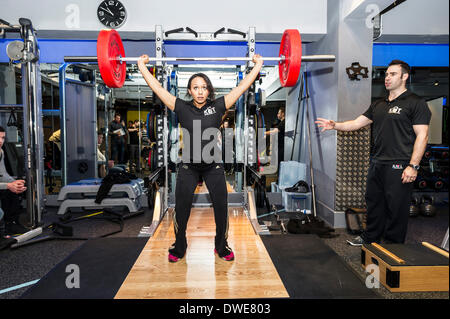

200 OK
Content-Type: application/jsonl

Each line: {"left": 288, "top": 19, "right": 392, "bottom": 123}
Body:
{"left": 204, "top": 106, "right": 216, "bottom": 116}
{"left": 388, "top": 106, "right": 402, "bottom": 115}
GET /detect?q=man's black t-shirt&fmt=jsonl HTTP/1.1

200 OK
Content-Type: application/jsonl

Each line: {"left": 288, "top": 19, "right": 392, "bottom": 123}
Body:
{"left": 110, "top": 121, "right": 126, "bottom": 143}
{"left": 362, "top": 90, "right": 431, "bottom": 162}
{"left": 174, "top": 96, "right": 226, "bottom": 164}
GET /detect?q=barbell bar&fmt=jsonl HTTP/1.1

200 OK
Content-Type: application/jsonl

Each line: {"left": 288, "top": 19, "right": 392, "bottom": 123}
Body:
{"left": 117, "top": 55, "right": 335, "bottom": 62}
{"left": 64, "top": 55, "right": 335, "bottom": 63}
{"left": 64, "top": 29, "right": 335, "bottom": 88}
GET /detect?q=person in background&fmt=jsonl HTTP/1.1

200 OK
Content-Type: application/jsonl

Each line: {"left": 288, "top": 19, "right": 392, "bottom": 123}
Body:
{"left": 265, "top": 106, "right": 285, "bottom": 179}
{"left": 49, "top": 129, "right": 61, "bottom": 151}
{"left": 48, "top": 129, "right": 62, "bottom": 170}
{"left": 220, "top": 119, "right": 234, "bottom": 174}
{"left": 109, "top": 113, "right": 127, "bottom": 165}
{"left": 0, "top": 208, "right": 5, "bottom": 240}
{"left": 0, "top": 126, "right": 28, "bottom": 235}
{"left": 97, "top": 131, "right": 114, "bottom": 178}
{"left": 128, "top": 119, "right": 141, "bottom": 173}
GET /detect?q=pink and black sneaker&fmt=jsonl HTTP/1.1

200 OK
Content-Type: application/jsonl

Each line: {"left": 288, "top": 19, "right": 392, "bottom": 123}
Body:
{"left": 168, "top": 243, "right": 185, "bottom": 263}
{"left": 168, "top": 253, "right": 181, "bottom": 263}
{"left": 214, "top": 248, "right": 235, "bottom": 261}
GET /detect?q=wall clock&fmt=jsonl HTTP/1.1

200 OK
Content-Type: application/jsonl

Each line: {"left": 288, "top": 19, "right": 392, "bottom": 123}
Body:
{"left": 97, "top": 0, "right": 127, "bottom": 29}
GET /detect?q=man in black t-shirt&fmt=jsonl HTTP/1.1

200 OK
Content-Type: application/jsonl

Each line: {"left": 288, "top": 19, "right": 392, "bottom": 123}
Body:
{"left": 316, "top": 60, "right": 431, "bottom": 245}
{"left": 109, "top": 113, "right": 127, "bottom": 165}
{"left": 266, "top": 106, "right": 285, "bottom": 177}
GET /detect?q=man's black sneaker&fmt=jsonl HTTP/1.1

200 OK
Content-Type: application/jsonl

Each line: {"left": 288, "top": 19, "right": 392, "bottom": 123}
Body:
{"left": 0, "top": 236, "right": 17, "bottom": 250}
{"left": 6, "top": 221, "right": 29, "bottom": 236}
{"left": 346, "top": 236, "right": 365, "bottom": 246}
{"left": 0, "top": 220, "right": 5, "bottom": 238}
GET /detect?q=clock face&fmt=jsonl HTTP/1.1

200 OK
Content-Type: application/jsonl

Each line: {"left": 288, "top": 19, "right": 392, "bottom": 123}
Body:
{"left": 97, "top": 0, "right": 127, "bottom": 29}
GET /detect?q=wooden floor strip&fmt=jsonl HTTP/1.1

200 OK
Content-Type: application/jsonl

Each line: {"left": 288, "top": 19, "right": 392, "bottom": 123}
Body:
{"left": 194, "top": 181, "right": 234, "bottom": 193}
{"left": 114, "top": 207, "right": 289, "bottom": 299}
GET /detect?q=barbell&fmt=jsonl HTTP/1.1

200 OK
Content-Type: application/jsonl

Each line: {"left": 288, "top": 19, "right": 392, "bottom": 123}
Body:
{"left": 64, "top": 29, "right": 335, "bottom": 88}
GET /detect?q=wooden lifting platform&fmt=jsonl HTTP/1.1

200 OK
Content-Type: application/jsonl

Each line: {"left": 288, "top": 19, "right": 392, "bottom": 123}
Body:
{"left": 114, "top": 205, "right": 288, "bottom": 299}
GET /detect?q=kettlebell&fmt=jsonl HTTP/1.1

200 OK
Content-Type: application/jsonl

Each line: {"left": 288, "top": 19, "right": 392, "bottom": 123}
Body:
{"left": 419, "top": 195, "right": 436, "bottom": 217}
{"left": 409, "top": 196, "right": 420, "bottom": 217}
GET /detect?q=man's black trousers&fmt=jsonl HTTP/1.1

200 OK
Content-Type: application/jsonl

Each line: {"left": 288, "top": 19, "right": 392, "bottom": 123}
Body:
{"left": 170, "top": 162, "right": 230, "bottom": 258}
{"left": 128, "top": 144, "right": 140, "bottom": 171}
{"left": 111, "top": 139, "right": 125, "bottom": 164}
{"left": 362, "top": 161, "right": 413, "bottom": 244}
{"left": 0, "top": 190, "right": 23, "bottom": 223}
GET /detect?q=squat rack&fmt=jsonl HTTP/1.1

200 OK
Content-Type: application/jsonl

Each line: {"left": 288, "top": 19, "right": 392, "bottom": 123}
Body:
{"left": 136, "top": 25, "right": 272, "bottom": 236}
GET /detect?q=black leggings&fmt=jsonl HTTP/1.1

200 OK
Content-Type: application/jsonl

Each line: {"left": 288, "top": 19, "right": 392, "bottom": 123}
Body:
{"left": 169, "top": 162, "right": 230, "bottom": 258}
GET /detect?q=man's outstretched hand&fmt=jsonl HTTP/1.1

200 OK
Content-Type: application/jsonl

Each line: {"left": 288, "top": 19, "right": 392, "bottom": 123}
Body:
{"left": 315, "top": 118, "right": 336, "bottom": 132}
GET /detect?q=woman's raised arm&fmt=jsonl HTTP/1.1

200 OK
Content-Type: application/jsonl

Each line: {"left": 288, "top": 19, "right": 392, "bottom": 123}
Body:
{"left": 224, "top": 54, "right": 264, "bottom": 109}
{"left": 138, "top": 55, "right": 177, "bottom": 111}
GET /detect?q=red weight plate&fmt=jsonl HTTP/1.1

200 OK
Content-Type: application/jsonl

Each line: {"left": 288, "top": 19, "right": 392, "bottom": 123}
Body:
{"left": 97, "top": 29, "right": 126, "bottom": 88}
{"left": 278, "top": 29, "right": 302, "bottom": 87}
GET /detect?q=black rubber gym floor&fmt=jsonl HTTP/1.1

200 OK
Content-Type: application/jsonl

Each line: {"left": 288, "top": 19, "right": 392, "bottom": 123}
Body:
{"left": 261, "top": 235, "right": 379, "bottom": 299}
{"left": 20, "top": 237, "right": 148, "bottom": 299}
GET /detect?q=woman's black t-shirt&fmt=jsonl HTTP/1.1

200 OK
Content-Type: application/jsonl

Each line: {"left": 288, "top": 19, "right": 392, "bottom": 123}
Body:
{"left": 174, "top": 96, "right": 226, "bottom": 164}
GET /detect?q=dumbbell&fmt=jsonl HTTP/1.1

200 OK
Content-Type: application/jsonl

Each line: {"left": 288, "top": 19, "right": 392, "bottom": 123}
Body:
{"left": 414, "top": 175, "right": 428, "bottom": 190}
{"left": 429, "top": 175, "right": 446, "bottom": 190}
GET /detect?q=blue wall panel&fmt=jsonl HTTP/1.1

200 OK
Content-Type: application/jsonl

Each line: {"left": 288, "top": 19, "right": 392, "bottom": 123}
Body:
{"left": 373, "top": 43, "right": 449, "bottom": 67}
{"left": 1, "top": 38, "right": 447, "bottom": 67}
{"left": 0, "top": 38, "right": 280, "bottom": 65}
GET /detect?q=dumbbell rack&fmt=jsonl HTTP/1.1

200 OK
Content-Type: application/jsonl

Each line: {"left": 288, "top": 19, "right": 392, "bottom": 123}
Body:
{"left": 411, "top": 145, "right": 449, "bottom": 218}
{"left": 414, "top": 145, "right": 449, "bottom": 199}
